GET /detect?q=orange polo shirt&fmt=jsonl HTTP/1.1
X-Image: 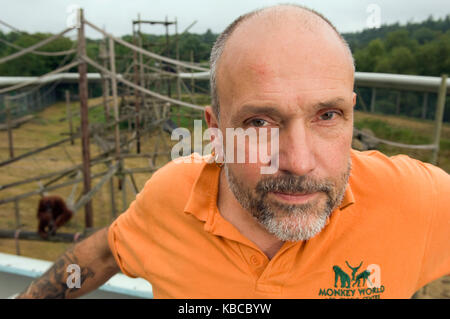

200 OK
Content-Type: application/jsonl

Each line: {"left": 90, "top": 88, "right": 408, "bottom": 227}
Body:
{"left": 108, "top": 150, "right": 450, "bottom": 299}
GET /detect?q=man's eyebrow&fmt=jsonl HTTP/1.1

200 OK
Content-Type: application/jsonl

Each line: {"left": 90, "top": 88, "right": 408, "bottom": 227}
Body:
{"left": 313, "top": 97, "right": 347, "bottom": 111}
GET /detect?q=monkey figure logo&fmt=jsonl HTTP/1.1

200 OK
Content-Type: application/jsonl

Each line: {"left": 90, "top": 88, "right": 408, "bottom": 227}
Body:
{"left": 37, "top": 195, "right": 73, "bottom": 239}
{"left": 319, "top": 261, "right": 384, "bottom": 298}
{"left": 333, "top": 261, "right": 372, "bottom": 288}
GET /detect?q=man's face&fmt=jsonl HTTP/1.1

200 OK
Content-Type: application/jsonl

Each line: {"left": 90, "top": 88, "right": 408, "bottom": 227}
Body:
{"left": 209, "top": 14, "right": 356, "bottom": 241}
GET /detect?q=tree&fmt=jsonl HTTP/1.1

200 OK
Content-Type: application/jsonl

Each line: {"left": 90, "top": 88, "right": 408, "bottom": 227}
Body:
{"left": 389, "top": 46, "right": 417, "bottom": 74}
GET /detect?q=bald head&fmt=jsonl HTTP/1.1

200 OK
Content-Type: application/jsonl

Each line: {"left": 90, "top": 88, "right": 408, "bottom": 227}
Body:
{"left": 209, "top": 4, "right": 355, "bottom": 119}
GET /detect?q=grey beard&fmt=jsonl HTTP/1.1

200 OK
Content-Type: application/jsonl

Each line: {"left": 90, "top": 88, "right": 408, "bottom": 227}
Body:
{"left": 224, "top": 161, "right": 351, "bottom": 241}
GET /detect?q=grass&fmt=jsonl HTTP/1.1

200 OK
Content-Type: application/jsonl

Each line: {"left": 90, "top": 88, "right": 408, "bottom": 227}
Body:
{"left": 354, "top": 111, "right": 450, "bottom": 173}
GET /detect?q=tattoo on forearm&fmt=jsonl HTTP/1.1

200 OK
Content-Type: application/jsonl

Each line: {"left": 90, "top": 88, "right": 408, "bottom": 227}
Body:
{"left": 21, "top": 247, "right": 95, "bottom": 299}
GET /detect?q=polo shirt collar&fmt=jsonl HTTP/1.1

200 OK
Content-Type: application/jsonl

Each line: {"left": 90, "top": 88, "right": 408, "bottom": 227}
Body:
{"left": 183, "top": 161, "right": 356, "bottom": 223}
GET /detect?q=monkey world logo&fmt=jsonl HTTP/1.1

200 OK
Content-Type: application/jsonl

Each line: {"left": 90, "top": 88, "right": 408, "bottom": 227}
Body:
{"left": 318, "top": 261, "right": 385, "bottom": 299}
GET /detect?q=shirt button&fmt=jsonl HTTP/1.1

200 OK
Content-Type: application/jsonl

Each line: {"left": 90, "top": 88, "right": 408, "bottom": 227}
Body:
{"left": 250, "top": 255, "right": 260, "bottom": 266}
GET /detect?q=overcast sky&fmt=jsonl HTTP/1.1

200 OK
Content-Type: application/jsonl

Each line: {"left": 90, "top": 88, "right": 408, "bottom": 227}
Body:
{"left": 1, "top": 0, "right": 449, "bottom": 39}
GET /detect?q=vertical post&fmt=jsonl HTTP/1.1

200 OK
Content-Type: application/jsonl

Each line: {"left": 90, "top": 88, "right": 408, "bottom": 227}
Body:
{"left": 65, "top": 90, "right": 74, "bottom": 145}
{"left": 370, "top": 87, "right": 376, "bottom": 113}
{"left": 99, "top": 40, "right": 110, "bottom": 123}
{"left": 190, "top": 50, "right": 195, "bottom": 97}
{"left": 109, "top": 173, "right": 117, "bottom": 220}
{"left": 108, "top": 30, "right": 122, "bottom": 191}
{"left": 422, "top": 92, "right": 428, "bottom": 119}
{"left": 175, "top": 17, "right": 181, "bottom": 101}
{"left": 108, "top": 37, "right": 121, "bottom": 160}
{"left": 138, "top": 14, "right": 145, "bottom": 110}
{"left": 14, "top": 199, "right": 21, "bottom": 256}
{"left": 165, "top": 15, "right": 171, "bottom": 98}
{"left": 121, "top": 163, "right": 127, "bottom": 212}
{"left": 431, "top": 74, "right": 448, "bottom": 165}
{"left": 5, "top": 96, "right": 14, "bottom": 158}
{"left": 132, "top": 20, "right": 141, "bottom": 154}
{"left": 77, "top": 8, "right": 94, "bottom": 229}
{"left": 14, "top": 199, "right": 21, "bottom": 229}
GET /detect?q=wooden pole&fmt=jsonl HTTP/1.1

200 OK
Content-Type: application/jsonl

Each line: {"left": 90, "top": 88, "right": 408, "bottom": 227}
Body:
{"left": 5, "top": 96, "right": 14, "bottom": 158}
{"left": 370, "top": 87, "right": 376, "bottom": 113}
{"left": 14, "top": 199, "right": 21, "bottom": 229}
{"left": 77, "top": 8, "right": 94, "bottom": 229}
{"left": 175, "top": 17, "right": 181, "bottom": 101}
{"left": 165, "top": 15, "right": 171, "bottom": 98}
{"left": 190, "top": 50, "right": 195, "bottom": 97}
{"left": 132, "top": 21, "right": 141, "bottom": 154}
{"left": 108, "top": 37, "right": 121, "bottom": 160}
{"left": 431, "top": 74, "right": 448, "bottom": 165}
{"left": 65, "top": 90, "right": 74, "bottom": 145}
{"left": 99, "top": 40, "right": 110, "bottom": 123}
{"left": 109, "top": 173, "right": 117, "bottom": 220}
{"left": 108, "top": 31, "right": 123, "bottom": 192}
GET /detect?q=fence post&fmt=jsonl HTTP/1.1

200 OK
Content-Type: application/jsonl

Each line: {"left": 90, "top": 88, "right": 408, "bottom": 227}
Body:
{"left": 77, "top": 8, "right": 94, "bottom": 229}
{"left": 14, "top": 199, "right": 21, "bottom": 229}
{"left": 132, "top": 23, "right": 141, "bottom": 154}
{"left": 431, "top": 74, "right": 448, "bottom": 165}
{"left": 109, "top": 173, "right": 117, "bottom": 220}
{"left": 5, "top": 96, "right": 14, "bottom": 158}
{"left": 65, "top": 90, "right": 74, "bottom": 145}
{"left": 370, "top": 87, "right": 376, "bottom": 113}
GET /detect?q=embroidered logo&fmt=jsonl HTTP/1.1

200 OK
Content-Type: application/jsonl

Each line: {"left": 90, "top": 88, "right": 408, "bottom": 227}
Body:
{"left": 318, "top": 261, "right": 385, "bottom": 299}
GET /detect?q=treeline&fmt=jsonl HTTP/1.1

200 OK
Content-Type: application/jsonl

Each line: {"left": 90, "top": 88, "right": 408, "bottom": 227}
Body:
{"left": 348, "top": 15, "right": 450, "bottom": 76}
{"left": 0, "top": 28, "right": 217, "bottom": 76}
{"left": 1, "top": 15, "right": 449, "bottom": 76}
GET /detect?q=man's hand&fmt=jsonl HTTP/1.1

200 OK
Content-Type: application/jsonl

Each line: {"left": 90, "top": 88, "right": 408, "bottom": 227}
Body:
{"left": 16, "top": 226, "right": 120, "bottom": 299}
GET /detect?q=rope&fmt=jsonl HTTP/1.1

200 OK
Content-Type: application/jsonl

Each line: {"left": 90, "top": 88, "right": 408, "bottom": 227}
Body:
{"left": 354, "top": 128, "right": 437, "bottom": 150}
{"left": 14, "top": 229, "right": 21, "bottom": 255}
{"left": 0, "top": 38, "right": 76, "bottom": 57}
{"left": 0, "top": 27, "right": 74, "bottom": 64}
{"left": 84, "top": 19, "right": 209, "bottom": 72}
{"left": 2, "top": 40, "right": 78, "bottom": 105}
{"left": 81, "top": 54, "right": 205, "bottom": 111}
{"left": 0, "top": 19, "right": 22, "bottom": 32}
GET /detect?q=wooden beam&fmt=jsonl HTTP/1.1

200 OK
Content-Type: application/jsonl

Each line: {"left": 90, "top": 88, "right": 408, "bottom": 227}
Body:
{"left": 77, "top": 8, "right": 93, "bottom": 228}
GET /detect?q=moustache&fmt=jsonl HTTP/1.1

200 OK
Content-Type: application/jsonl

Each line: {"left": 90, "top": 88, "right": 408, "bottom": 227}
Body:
{"left": 255, "top": 174, "right": 334, "bottom": 197}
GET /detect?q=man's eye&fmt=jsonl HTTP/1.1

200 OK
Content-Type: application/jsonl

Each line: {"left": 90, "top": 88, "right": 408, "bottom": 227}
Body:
{"left": 248, "top": 118, "right": 268, "bottom": 127}
{"left": 319, "top": 111, "right": 340, "bottom": 121}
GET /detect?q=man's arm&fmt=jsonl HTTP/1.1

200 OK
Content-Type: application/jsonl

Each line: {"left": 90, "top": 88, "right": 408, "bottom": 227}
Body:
{"left": 16, "top": 226, "right": 120, "bottom": 299}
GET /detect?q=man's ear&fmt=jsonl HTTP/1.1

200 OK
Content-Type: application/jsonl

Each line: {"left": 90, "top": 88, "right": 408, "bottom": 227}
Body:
{"left": 204, "top": 105, "right": 219, "bottom": 129}
{"left": 352, "top": 92, "right": 357, "bottom": 108}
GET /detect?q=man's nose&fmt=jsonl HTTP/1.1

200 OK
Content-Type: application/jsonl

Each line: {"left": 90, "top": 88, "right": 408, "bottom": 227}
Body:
{"left": 277, "top": 123, "right": 317, "bottom": 176}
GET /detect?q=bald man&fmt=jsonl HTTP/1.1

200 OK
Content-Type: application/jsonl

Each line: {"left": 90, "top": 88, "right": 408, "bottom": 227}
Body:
{"left": 18, "top": 5, "right": 449, "bottom": 299}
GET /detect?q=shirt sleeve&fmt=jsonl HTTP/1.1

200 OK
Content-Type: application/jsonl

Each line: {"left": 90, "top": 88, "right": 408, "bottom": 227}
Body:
{"left": 108, "top": 190, "right": 150, "bottom": 279}
{"left": 414, "top": 161, "right": 450, "bottom": 290}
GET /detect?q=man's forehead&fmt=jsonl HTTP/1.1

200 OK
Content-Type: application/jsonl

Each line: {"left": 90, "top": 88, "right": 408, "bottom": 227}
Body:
{"left": 218, "top": 12, "right": 353, "bottom": 83}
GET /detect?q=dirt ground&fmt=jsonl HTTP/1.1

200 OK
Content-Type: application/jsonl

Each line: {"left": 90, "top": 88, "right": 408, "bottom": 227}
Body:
{"left": 0, "top": 100, "right": 448, "bottom": 298}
